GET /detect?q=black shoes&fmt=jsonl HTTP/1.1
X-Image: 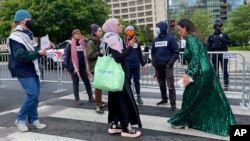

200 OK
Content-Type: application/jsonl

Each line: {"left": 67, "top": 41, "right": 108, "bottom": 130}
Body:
{"left": 136, "top": 96, "right": 143, "bottom": 105}
{"left": 88, "top": 97, "right": 95, "bottom": 103}
{"left": 156, "top": 100, "right": 168, "bottom": 105}
{"left": 96, "top": 106, "right": 104, "bottom": 114}
{"left": 171, "top": 104, "right": 177, "bottom": 111}
{"left": 108, "top": 122, "right": 122, "bottom": 134}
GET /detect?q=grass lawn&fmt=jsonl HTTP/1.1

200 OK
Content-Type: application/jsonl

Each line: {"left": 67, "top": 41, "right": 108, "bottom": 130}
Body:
{"left": 229, "top": 46, "right": 250, "bottom": 51}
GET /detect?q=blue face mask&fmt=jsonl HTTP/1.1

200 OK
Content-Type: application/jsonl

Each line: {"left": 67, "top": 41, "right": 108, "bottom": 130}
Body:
{"left": 155, "top": 27, "right": 161, "bottom": 35}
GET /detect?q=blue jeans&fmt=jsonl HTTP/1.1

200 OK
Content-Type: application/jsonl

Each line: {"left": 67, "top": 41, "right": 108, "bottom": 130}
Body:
{"left": 17, "top": 76, "right": 40, "bottom": 123}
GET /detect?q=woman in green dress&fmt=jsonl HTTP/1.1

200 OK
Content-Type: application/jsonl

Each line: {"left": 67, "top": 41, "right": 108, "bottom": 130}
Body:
{"left": 167, "top": 18, "right": 236, "bottom": 136}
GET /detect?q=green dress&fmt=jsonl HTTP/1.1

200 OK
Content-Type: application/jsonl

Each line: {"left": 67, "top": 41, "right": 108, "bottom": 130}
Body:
{"left": 167, "top": 34, "right": 236, "bottom": 136}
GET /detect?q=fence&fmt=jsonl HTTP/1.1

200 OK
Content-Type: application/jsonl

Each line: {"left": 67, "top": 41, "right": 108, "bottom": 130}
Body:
{"left": 0, "top": 51, "right": 249, "bottom": 110}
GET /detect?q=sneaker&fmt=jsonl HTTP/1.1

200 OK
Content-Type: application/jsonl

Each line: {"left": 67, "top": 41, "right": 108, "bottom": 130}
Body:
{"left": 108, "top": 122, "right": 122, "bottom": 134}
{"left": 75, "top": 100, "right": 83, "bottom": 105}
{"left": 96, "top": 106, "right": 104, "bottom": 114}
{"left": 171, "top": 104, "right": 177, "bottom": 111}
{"left": 15, "top": 120, "right": 28, "bottom": 132}
{"left": 89, "top": 97, "right": 95, "bottom": 103}
{"left": 156, "top": 100, "right": 168, "bottom": 105}
{"left": 101, "top": 102, "right": 107, "bottom": 107}
{"left": 28, "top": 120, "right": 47, "bottom": 129}
{"left": 136, "top": 97, "right": 143, "bottom": 105}
{"left": 121, "top": 126, "right": 141, "bottom": 138}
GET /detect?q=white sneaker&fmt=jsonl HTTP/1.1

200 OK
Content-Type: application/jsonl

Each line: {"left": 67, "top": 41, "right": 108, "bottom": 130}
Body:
{"left": 29, "top": 120, "right": 47, "bottom": 129}
{"left": 15, "top": 120, "right": 28, "bottom": 132}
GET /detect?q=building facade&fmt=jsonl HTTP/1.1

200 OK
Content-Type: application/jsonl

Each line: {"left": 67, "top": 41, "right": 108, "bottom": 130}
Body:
{"left": 105, "top": 0, "right": 167, "bottom": 30}
{"left": 169, "top": 0, "right": 246, "bottom": 22}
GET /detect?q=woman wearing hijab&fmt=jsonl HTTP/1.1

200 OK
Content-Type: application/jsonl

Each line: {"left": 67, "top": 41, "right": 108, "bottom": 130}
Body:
{"left": 102, "top": 18, "right": 142, "bottom": 138}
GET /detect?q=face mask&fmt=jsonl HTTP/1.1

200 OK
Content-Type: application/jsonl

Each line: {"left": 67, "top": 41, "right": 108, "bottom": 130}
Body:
{"left": 26, "top": 20, "right": 33, "bottom": 29}
{"left": 133, "top": 43, "right": 138, "bottom": 48}
{"left": 127, "top": 30, "right": 135, "bottom": 37}
{"left": 155, "top": 27, "right": 161, "bottom": 35}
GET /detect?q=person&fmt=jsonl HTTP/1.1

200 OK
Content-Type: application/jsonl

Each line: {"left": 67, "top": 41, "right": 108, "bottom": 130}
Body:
{"left": 86, "top": 24, "right": 106, "bottom": 114}
{"left": 124, "top": 25, "right": 146, "bottom": 105}
{"left": 208, "top": 20, "right": 230, "bottom": 88}
{"left": 8, "top": 9, "right": 48, "bottom": 132}
{"left": 102, "top": 18, "right": 142, "bottom": 138}
{"left": 167, "top": 18, "right": 236, "bottom": 136}
{"left": 63, "top": 29, "right": 95, "bottom": 105}
{"left": 151, "top": 21, "right": 179, "bottom": 111}
{"left": 178, "top": 36, "right": 187, "bottom": 65}
{"left": 142, "top": 44, "right": 151, "bottom": 63}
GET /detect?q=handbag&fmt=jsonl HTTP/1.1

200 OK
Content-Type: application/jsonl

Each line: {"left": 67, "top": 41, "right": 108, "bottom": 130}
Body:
{"left": 93, "top": 46, "right": 125, "bottom": 92}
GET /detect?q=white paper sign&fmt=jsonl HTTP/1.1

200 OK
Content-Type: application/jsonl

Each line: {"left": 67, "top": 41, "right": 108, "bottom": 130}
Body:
{"left": 40, "top": 34, "right": 50, "bottom": 49}
{"left": 176, "top": 77, "right": 194, "bottom": 88}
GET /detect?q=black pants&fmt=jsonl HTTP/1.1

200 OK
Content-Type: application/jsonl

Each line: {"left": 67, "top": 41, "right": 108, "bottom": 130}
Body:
{"left": 155, "top": 66, "right": 176, "bottom": 104}
{"left": 69, "top": 69, "right": 93, "bottom": 100}
{"left": 211, "top": 54, "right": 229, "bottom": 85}
{"left": 129, "top": 67, "right": 140, "bottom": 96}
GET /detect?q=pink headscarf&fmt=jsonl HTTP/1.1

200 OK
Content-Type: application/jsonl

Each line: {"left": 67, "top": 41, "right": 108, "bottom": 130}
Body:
{"left": 102, "top": 18, "right": 119, "bottom": 34}
{"left": 102, "top": 18, "right": 123, "bottom": 53}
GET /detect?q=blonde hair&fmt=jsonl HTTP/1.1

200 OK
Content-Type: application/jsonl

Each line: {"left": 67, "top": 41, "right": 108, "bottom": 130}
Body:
{"left": 11, "top": 22, "right": 20, "bottom": 31}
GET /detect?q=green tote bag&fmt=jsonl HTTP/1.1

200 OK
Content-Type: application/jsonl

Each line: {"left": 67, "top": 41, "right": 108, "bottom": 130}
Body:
{"left": 93, "top": 47, "right": 125, "bottom": 92}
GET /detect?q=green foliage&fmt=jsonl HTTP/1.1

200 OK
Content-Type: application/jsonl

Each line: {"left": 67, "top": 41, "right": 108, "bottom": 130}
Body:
{"left": 137, "top": 25, "right": 153, "bottom": 46}
{"left": 224, "top": 4, "right": 250, "bottom": 46}
{"left": 0, "top": 0, "right": 109, "bottom": 43}
{"left": 191, "top": 9, "right": 213, "bottom": 37}
{"left": 170, "top": 9, "right": 213, "bottom": 37}
{"left": 118, "top": 19, "right": 153, "bottom": 45}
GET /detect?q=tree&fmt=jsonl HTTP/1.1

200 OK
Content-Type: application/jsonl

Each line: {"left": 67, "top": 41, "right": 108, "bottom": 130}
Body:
{"left": 137, "top": 25, "right": 153, "bottom": 46}
{"left": 0, "top": 0, "right": 109, "bottom": 43}
{"left": 170, "top": 9, "right": 213, "bottom": 37}
{"left": 224, "top": 4, "right": 250, "bottom": 48}
{"left": 191, "top": 9, "right": 213, "bottom": 37}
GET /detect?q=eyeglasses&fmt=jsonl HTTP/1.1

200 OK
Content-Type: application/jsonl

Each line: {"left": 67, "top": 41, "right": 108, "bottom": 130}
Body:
{"left": 75, "top": 32, "right": 81, "bottom": 35}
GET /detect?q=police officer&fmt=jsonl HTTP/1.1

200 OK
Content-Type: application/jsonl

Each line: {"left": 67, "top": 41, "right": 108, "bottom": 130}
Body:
{"left": 151, "top": 21, "right": 179, "bottom": 111}
{"left": 208, "top": 20, "right": 230, "bottom": 88}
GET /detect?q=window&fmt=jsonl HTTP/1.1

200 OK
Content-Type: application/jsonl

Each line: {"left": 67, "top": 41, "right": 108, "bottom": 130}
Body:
{"left": 121, "top": 9, "right": 128, "bottom": 13}
{"left": 113, "top": 10, "right": 120, "bottom": 14}
{"left": 138, "top": 19, "right": 145, "bottom": 23}
{"left": 146, "top": 17, "right": 153, "bottom": 22}
{"left": 130, "top": 14, "right": 136, "bottom": 18}
{"left": 122, "top": 15, "right": 129, "bottom": 19}
{"left": 114, "top": 16, "right": 120, "bottom": 19}
{"left": 138, "top": 12, "right": 144, "bottom": 17}
{"left": 145, "top": 11, "right": 152, "bottom": 16}
{"left": 130, "top": 20, "right": 137, "bottom": 24}
{"left": 129, "top": 1, "right": 135, "bottom": 6}
{"left": 121, "top": 2, "right": 128, "bottom": 7}
{"left": 137, "top": 6, "right": 144, "bottom": 11}
{"left": 145, "top": 5, "right": 152, "bottom": 10}
{"left": 145, "top": 0, "right": 151, "bottom": 3}
{"left": 129, "top": 7, "right": 136, "bottom": 12}
{"left": 113, "top": 4, "right": 120, "bottom": 8}
{"left": 137, "top": 0, "right": 143, "bottom": 5}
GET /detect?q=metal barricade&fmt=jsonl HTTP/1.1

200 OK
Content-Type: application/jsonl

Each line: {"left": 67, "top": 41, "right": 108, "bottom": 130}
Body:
{"left": 141, "top": 51, "right": 248, "bottom": 110}
{"left": 0, "top": 53, "right": 11, "bottom": 88}
{"left": 1, "top": 49, "right": 249, "bottom": 110}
